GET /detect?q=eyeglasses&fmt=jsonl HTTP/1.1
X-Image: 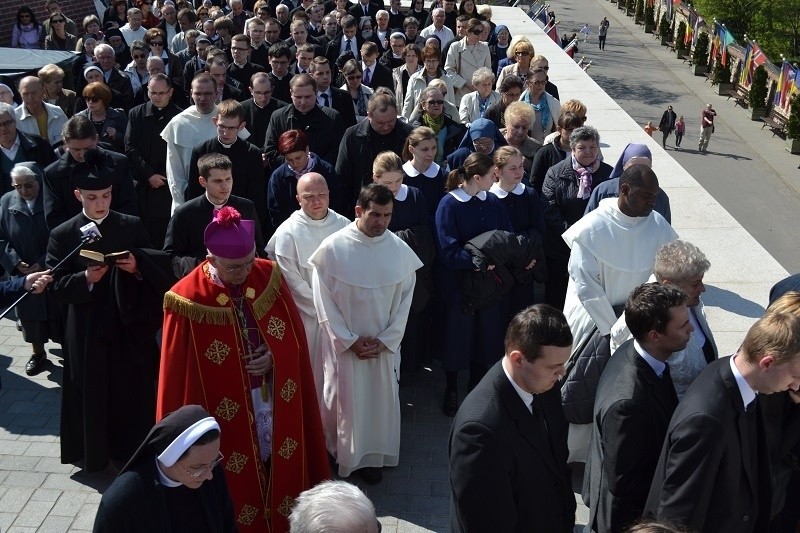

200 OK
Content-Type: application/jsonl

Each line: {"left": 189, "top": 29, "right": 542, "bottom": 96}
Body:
{"left": 216, "top": 123, "right": 241, "bottom": 131}
{"left": 150, "top": 41, "right": 164, "bottom": 46}
{"left": 426, "top": 99, "right": 444, "bottom": 105}
{"left": 219, "top": 258, "right": 256, "bottom": 274}
{"left": 178, "top": 452, "right": 224, "bottom": 478}
{"left": 346, "top": 74, "right": 362, "bottom": 80}
{"left": 12, "top": 182, "right": 37, "bottom": 190}
{"left": 148, "top": 89, "right": 171, "bottom": 96}
{"left": 514, "top": 51, "right": 529, "bottom": 57}
{"left": 231, "top": 46, "right": 249, "bottom": 52}
{"left": 84, "top": 96, "right": 101, "bottom": 103}
{"left": 473, "top": 139, "right": 494, "bottom": 149}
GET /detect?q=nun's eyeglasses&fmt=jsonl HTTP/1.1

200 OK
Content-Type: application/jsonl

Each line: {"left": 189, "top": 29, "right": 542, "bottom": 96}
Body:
{"left": 180, "top": 452, "right": 224, "bottom": 477}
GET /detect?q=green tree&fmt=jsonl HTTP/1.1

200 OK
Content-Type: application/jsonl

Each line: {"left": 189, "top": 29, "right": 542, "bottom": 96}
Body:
{"left": 693, "top": 0, "right": 763, "bottom": 38}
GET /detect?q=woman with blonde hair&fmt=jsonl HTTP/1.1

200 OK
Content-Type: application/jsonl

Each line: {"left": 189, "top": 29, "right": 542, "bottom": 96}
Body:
{"left": 402, "top": 126, "right": 448, "bottom": 217}
{"left": 502, "top": 101, "right": 540, "bottom": 175}
{"left": 489, "top": 146, "right": 547, "bottom": 315}
{"left": 495, "top": 36, "right": 534, "bottom": 87}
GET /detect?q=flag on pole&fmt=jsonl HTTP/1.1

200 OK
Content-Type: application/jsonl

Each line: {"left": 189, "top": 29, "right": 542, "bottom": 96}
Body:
{"left": 739, "top": 44, "right": 752, "bottom": 86}
{"left": 544, "top": 20, "right": 560, "bottom": 44}
{"left": 708, "top": 22, "right": 720, "bottom": 64}
{"left": 692, "top": 16, "right": 703, "bottom": 48}
{"left": 720, "top": 25, "right": 735, "bottom": 66}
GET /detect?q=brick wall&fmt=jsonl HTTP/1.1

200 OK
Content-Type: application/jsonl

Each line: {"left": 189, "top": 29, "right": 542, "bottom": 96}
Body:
{"left": 0, "top": 0, "right": 98, "bottom": 48}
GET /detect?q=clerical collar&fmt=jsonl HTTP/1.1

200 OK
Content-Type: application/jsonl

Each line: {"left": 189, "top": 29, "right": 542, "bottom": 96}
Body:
{"left": 82, "top": 209, "right": 110, "bottom": 225}
{"left": 205, "top": 192, "right": 227, "bottom": 209}
{"left": 633, "top": 339, "right": 666, "bottom": 377}
{"left": 449, "top": 187, "right": 486, "bottom": 202}
{"left": 233, "top": 61, "right": 247, "bottom": 68}
{"left": 730, "top": 354, "right": 758, "bottom": 410}
{"left": 402, "top": 160, "right": 440, "bottom": 178}
{"left": 394, "top": 183, "right": 409, "bottom": 201}
{"left": 489, "top": 182, "right": 524, "bottom": 198}
{"left": 218, "top": 138, "right": 236, "bottom": 149}
{"left": 155, "top": 458, "right": 183, "bottom": 488}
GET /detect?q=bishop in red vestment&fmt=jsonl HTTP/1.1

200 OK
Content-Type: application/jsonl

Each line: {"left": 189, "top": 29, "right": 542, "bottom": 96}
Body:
{"left": 157, "top": 206, "right": 330, "bottom": 533}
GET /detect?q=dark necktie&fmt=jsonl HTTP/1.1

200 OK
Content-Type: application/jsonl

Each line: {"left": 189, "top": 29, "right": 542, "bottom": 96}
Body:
{"left": 363, "top": 67, "right": 371, "bottom": 85}
{"left": 345, "top": 38, "right": 352, "bottom": 53}
{"left": 321, "top": 93, "right": 329, "bottom": 107}
{"left": 363, "top": 5, "right": 368, "bottom": 16}
{"left": 661, "top": 363, "right": 678, "bottom": 405}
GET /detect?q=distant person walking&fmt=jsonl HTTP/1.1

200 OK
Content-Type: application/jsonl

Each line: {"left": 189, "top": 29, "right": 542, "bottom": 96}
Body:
{"left": 699, "top": 103, "right": 716, "bottom": 153}
{"left": 580, "top": 23, "right": 590, "bottom": 43}
{"left": 598, "top": 18, "right": 609, "bottom": 50}
{"left": 658, "top": 105, "right": 676, "bottom": 148}
{"left": 674, "top": 115, "right": 685, "bottom": 147}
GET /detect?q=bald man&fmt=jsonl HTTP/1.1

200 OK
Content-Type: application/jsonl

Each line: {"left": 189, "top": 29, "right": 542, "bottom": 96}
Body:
{"left": 15, "top": 76, "right": 68, "bottom": 147}
{"left": 266, "top": 173, "right": 349, "bottom": 398}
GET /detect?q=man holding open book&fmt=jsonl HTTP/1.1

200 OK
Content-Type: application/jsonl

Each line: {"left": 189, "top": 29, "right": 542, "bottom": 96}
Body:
{"left": 45, "top": 165, "right": 173, "bottom": 474}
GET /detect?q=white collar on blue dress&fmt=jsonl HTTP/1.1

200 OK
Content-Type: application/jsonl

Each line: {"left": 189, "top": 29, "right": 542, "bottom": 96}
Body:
{"left": 449, "top": 187, "right": 486, "bottom": 202}
{"left": 402, "top": 160, "right": 441, "bottom": 178}
{"left": 489, "top": 182, "right": 524, "bottom": 198}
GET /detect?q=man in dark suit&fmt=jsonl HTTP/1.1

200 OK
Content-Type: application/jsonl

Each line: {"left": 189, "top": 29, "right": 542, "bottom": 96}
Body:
{"left": 44, "top": 116, "right": 138, "bottom": 230}
{"left": 348, "top": 0, "right": 380, "bottom": 24}
{"left": 93, "top": 43, "right": 135, "bottom": 112}
{"left": 124, "top": 74, "right": 183, "bottom": 249}
{"left": 449, "top": 304, "right": 576, "bottom": 533}
{"left": 359, "top": 42, "right": 394, "bottom": 91}
{"left": 310, "top": 57, "right": 357, "bottom": 129}
{"left": 182, "top": 36, "right": 211, "bottom": 96}
{"left": 583, "top": 283, "right": 690, "bottom": 533}
{"left": 336, "top": 91, "right": 411, "bottom": 213}
{"left": 645, "top": 311, "right": 800, "bottom": 533}
{"left": 325, "top": 15, "right": 363, "bottom": 66}
{"left": 163, "top": 153, "right": 264, "bottom": 277}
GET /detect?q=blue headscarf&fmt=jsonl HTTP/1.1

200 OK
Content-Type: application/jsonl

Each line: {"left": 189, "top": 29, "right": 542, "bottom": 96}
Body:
{"left": 610, "top": 143, "right": 652, "bottom": 179}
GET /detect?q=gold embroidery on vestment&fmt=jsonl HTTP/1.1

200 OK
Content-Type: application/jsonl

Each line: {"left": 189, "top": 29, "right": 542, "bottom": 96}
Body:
{"left": 267, "top": 316, "right": 286, "bottom": 340}
{"left": 238, "top": 504, "right": 258, "bottom": 525}
{"left": 204, "top": 340, "right": 231, "bottom": 365}
{"left": 278, "top": 437, "right": 298, "bottom": 459}
{"left": 225, "top": 452, "right": 248, "bottom": 474}
{"left": 215, "top": 397, "right": 240, "bottom": 421}
{"left": 277, "top": 496, "right": 294, "bottom": 517}
{"left": 280, "top": 379, "right": 297, "bottom": 402}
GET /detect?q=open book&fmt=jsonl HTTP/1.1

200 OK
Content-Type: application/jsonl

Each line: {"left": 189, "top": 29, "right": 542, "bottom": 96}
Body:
{"left": 79, "top": 250, "right": 130, "bottom": 266}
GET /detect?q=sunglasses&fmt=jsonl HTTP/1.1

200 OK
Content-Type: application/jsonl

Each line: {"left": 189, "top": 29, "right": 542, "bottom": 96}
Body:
{"left": 515, "top": 51, "right": 529, "bottom": 56}
{"left": 426, "top": 99, "right": 444, "bottom": 105}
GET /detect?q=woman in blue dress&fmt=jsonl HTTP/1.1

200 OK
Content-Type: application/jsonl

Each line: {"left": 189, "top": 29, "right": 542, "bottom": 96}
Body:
{"left": 435, "top": 152, "right": 513, "bottom": 416}
{"left": 372, "top": 151, "right": 432, "bottom": 377}
{"left": 489, "top": 146, "right": 547, "bottom": 318}
{"left": 401, "top": 126, "right": 448, "bottom": 221}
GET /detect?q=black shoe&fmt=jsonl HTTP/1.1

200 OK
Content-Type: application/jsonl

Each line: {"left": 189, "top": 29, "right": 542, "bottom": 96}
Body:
{"left": 359, "top": 467, "right": 382, "bottom": 485}
{"left": 443, "top": 387, "right": 458, "bottom": 417}
{"left": 25, "top": 352, "right": 47, "bottom": 376}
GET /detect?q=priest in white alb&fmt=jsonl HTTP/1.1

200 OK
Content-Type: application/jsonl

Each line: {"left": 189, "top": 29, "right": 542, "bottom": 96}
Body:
{"left": 161, "top": 73, "right": 219, "bottom": 213}
{"left": 561, "top": 164, "right": 677, "bottom": 461}
{"left": 265, "top": 172, "right": 349, "bottom": 398}
{"left": 309, "top": 184, "right": 422, "bottom": 485}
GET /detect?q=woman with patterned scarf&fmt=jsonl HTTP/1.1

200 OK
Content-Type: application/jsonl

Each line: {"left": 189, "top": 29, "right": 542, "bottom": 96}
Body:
{"left": 520, "top": 69, "right": 561, "bottom": 144}
{"left": 409, "top": 86, "right": 466, "bottom": 166}
{"left": 540, "top": 126, "right": 612, "bottom": 310}
{"left": 340, "top": 59, "right": 374, "bottom": 123}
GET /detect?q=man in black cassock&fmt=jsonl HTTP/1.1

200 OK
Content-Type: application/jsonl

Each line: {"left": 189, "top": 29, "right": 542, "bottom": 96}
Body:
{"left": 163, "top": 152, "right": 264, "bottom": 278}
{"left": 184, "top": 99, "right": 268, "bottom": 233}
{"left": 46, "top": 166, "right": 172, "bottom": 473}
{"left": 240, "top": 73, "right": 288, "bottom": 152}
{"left": 44, "top": 116, "right": 138, "bottom": 230}
{"left": 125, "top": 74, "right": 183, "bottom": 249}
